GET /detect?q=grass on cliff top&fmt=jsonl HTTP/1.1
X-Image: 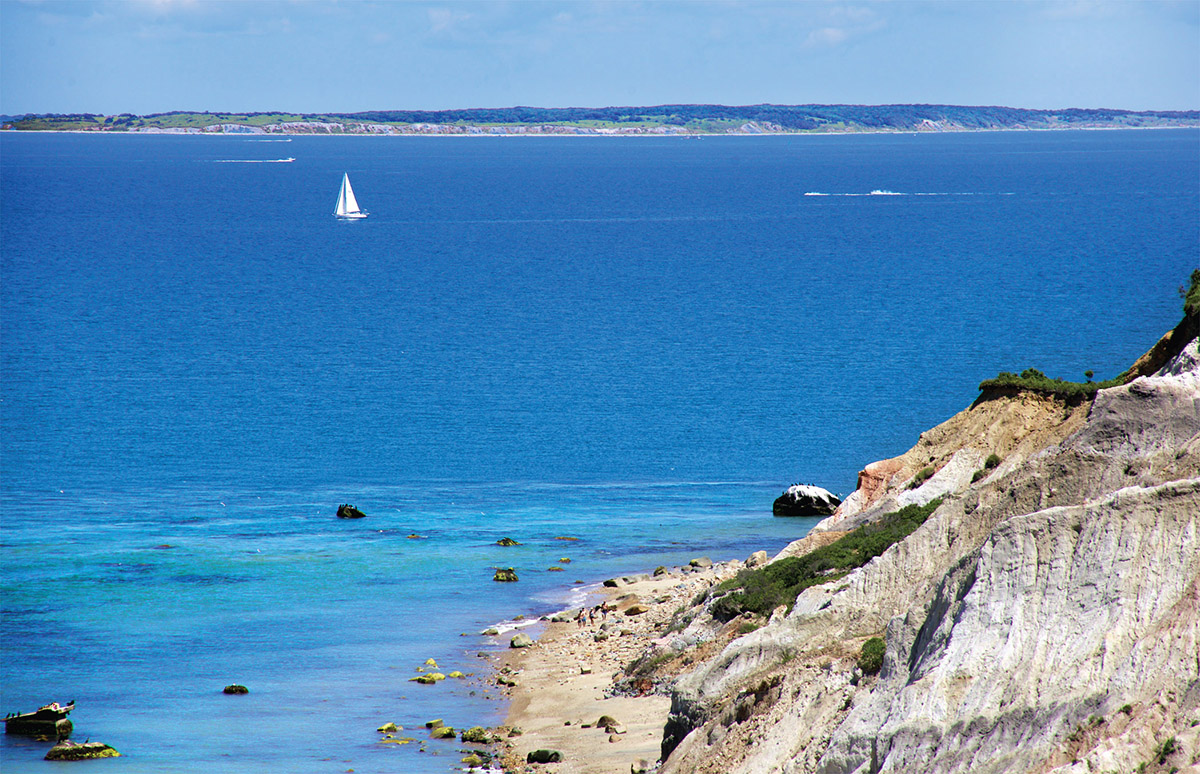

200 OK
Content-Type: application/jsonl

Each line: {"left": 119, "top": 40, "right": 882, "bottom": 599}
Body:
{"left": 1185, "top": 268, "right": 1200, "bottom": 319}
{"left": 977, "top": 367, "right": 1123, "bottom": 400}
{"left": 979, "top": 270, "right": 1200, "bottom": 401}
{"left": 709, "top": 499, "right": 943, "bottom": 622}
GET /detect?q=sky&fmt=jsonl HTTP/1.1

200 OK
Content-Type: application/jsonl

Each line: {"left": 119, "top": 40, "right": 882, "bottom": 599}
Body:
{"left": 1, "top": 0, "right": 1197, "bottom": 115}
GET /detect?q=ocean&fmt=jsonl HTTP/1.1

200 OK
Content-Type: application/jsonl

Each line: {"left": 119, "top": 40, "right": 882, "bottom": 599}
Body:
{"left": 1, "top": 129, "right": 1196, "bottom": 772}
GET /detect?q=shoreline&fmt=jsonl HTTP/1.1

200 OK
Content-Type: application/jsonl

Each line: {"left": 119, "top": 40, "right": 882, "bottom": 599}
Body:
{"left": 3, "top": 125, "right": 1196, "bottom": 139}
{"left": 484, "top": 558, "right": 749, "bottom": 774}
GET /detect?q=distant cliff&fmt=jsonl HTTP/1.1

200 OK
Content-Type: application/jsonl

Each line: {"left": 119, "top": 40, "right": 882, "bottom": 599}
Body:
{"left": 4, "top": 104, "right": 1198, "bottom": 134}
{"left": 649, "top": 290, "right": 1199, "bottom": 773}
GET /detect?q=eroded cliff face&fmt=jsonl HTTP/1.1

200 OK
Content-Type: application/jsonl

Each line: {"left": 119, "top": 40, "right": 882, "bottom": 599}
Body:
{"left": 661, "top": 339, "right": 1200, "bottom": 774}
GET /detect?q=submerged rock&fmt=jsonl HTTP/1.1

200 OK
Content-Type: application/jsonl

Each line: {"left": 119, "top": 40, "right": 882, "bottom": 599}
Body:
{"left": 336, "top": 504, "right": 366, "bottom": 519}
{"left": 772, "top": 484, "right": 841, "bottom": 516}
{"left": 44, "top": 741, "right": 120, "bottom": 761}
{"left": 222, "top": 684, "right": 249, "bottom": 695}
{"left": 496, "top": 537, "right": 521, "bottom": 546}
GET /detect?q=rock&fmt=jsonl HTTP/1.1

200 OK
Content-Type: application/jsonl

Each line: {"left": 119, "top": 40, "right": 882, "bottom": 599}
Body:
{"left": 624, "top": 604, "right": 650, "bottom": 616}
{"left": 44, "top": 741, "right": 120, "bottom": 761}
{"left": 377, "top": 722, "right": 398, "bottom": 733}
{"left": 461, "top": 726, "right": 495, "bottom": 743}
{"left": 603, "top": 578, "right": 620, "bottom": 587}
{"left": 597, "top": 714, "right": 619, "bottom": 730}
{"left": 746, "top": 550, "right": 769, "bottom": 568}
{"left": 632, "top": 759, "right": 654, "bottom": 774}
{"left": 493, "top": 567, "right": 519, "bottom": 582}
{"left": 222, "top": 684, "right": 249, "bottom": 694}
{"left": 510, "top": 633, "right": 533, "bottom": 648}
{"left": 425, "top": 718, "right": 443, "bottom": 728}
{"left": 481, "top": 627, "right": 500, "bottom": 636}
{"left": 689, "top": 557, "right": 713, "bottom": 568}
{"left": 462, "top": 753, "right": 486, "bottom": 767}
{"left": 336, "top": 503, "right": 366, "bottom": 519}
{"left": 430, "top": 725, "right": 456, "bottom": 739}
{"left": 548, "top": 566, "right": 565, "bottom": 571}
{"left": 497, "top": 675, "right": 518, "bottom": 686}
{"left": 550, "top": 609, "right": 579, "bottom": 623}
{"left": 654, "top": 565, "right": 668, "bottom": 576}
{"left": 527, "top": 749, "right": 563, "bottom": 763}
{"left": 594, "top": 631, "right": 610, "bottom": 642}
{"left": 424, "top": 658, "right": 438, "bottom": 667}
{"left": 496, "top": 537, "right": 521, "bottom": 546}
{"left": 771, "top": 484, "right": 841, "bottom": 516}
{"left": 508, "top": 726, "right": 524, "bottom": 736}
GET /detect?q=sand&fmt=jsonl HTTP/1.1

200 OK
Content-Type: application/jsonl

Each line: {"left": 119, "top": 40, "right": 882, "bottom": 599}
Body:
{"left": 492, "top": 563, "right": 739, "bottom": 774}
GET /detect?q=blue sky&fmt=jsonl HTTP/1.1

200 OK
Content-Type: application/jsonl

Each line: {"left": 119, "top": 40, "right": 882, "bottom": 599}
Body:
{"left": 2, "top": 0, "right": 1197, "bottom": 115}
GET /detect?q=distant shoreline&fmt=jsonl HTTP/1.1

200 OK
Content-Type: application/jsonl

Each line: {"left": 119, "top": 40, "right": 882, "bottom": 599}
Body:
{"left": 3, "top": 124, "right": 1197, "bottom": 139}
{"left": 6, "top": 103, "right": 1196, "bottom": 136}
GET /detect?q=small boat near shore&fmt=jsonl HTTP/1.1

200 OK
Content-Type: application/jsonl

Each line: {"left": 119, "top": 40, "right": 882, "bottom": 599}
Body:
{"left": 4, "top": 701, "right": 74, "bottom": 739}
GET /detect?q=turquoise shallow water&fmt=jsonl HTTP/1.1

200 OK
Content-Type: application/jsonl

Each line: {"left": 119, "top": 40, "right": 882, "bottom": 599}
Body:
{"left": 1, "top": 129, "right": 1197, "bottom": 772}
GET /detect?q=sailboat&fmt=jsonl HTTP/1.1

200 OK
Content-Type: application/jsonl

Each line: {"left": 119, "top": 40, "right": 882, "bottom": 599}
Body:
{"left": 334, "top": 173, "right": 368, "bottom": 219}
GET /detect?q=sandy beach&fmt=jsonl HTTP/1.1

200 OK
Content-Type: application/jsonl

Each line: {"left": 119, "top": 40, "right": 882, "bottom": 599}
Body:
{"left": 487, "top": 559, "right": 746, "bottom": 774}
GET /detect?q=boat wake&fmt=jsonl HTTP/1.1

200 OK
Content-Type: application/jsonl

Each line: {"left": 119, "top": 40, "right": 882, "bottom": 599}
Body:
{"left": 804, "top": 190, "right": 1016, "bottom": 197}
{"left": 210, "top": 157, "right": 296, "bottom": 163}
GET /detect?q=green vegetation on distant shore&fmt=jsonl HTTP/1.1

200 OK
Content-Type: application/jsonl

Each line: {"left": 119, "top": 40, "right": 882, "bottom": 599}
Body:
{"left": 4, "top": 104, "right": 1197, "bottom": 134}
{"left": 709, "top": 499, "right": 944, "bottom": 622}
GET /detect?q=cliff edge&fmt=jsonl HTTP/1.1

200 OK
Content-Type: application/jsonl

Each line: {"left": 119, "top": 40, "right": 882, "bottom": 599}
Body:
{"left": 656, "top": 312, "right": 1199, "bottom": 773}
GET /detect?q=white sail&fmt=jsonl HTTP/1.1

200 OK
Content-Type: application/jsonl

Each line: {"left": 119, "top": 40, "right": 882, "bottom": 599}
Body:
{"left": 335, "top": 173, "right": 367, "bottom": 218}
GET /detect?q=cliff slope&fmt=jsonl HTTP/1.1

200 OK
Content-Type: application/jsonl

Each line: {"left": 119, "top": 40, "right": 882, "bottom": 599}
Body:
{"left": 659, "top": 333, "right": 1199, "bottom": 773}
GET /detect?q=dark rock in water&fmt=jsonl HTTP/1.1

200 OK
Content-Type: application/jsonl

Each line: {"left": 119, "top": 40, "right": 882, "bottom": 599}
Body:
{"left": 493, "top": 567, "right": 519, "bottom": 582}
{"left": 430, "top": 725, "right": 456, "bottom": 739}
{"left": 223, "top": 684, "right": 249, "bottom": 695}
{"left": 337, "top": 504, "right": 366, "bottom": 519}
{"left": 527, "top": 748, "right": 563, "bottom": 763}
{"left": 45, "top": 741, "right": 120, "bottom": 761}
{"left": 496, "top": 537, "right": 521, "bottom": 546}
{"left": 772, "top": 484, "right": 841, "bottom": 517}
{"left": 4, "top": 702, "right": 74, "bottom": 739}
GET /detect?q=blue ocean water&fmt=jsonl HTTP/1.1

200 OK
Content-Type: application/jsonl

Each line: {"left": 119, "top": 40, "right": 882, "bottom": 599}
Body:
{"left": 1, "top": 129, "right": 1196, "bottom": 772}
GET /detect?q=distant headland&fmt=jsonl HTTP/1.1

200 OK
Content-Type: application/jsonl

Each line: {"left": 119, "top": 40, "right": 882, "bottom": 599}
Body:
{"left": 3, "top": 104, "right": 1197, "bottom": 135}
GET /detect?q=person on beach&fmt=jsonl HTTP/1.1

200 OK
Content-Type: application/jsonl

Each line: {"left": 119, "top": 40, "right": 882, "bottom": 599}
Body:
{"left": 576, "top": 609, "right": 586, "bottom": 628}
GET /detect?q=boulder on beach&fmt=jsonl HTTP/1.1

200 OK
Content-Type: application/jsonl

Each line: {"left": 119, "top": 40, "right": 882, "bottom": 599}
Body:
{"left": 746, "top": 550, "right": 769, "bottom": 568}
{"left": 461, "top": 726, "right": 496, "bottom": 743}
{"left": 493, "top": 567, "right": 519, "bottom": 582}
{"left": 510, "top": 633, "right": 534, "bottom": 648}
{"left": 527, "top": 749, "right": 563, "bottom": 763}
{"left": 336, "top": 504, "right": 366, "bottom": 519}
{"left": 44, "top": 741, "right": 120, "bottom": 761}
{"left": 771, "top": 484, "right": 840, "bottom": 516}
{"left": 689, "top": 557, "right": 713, "bottom": 568}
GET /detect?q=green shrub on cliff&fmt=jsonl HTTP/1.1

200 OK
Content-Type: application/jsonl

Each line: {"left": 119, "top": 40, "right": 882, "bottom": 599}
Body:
{"left": 709, "top": 499, "right": 943, "bottom": 622}
{"left": 1184, "top": 268, "right": 1200, "bottom": 319}
{"left": 858, "top": 637, "right": 886, "bottom": 675}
